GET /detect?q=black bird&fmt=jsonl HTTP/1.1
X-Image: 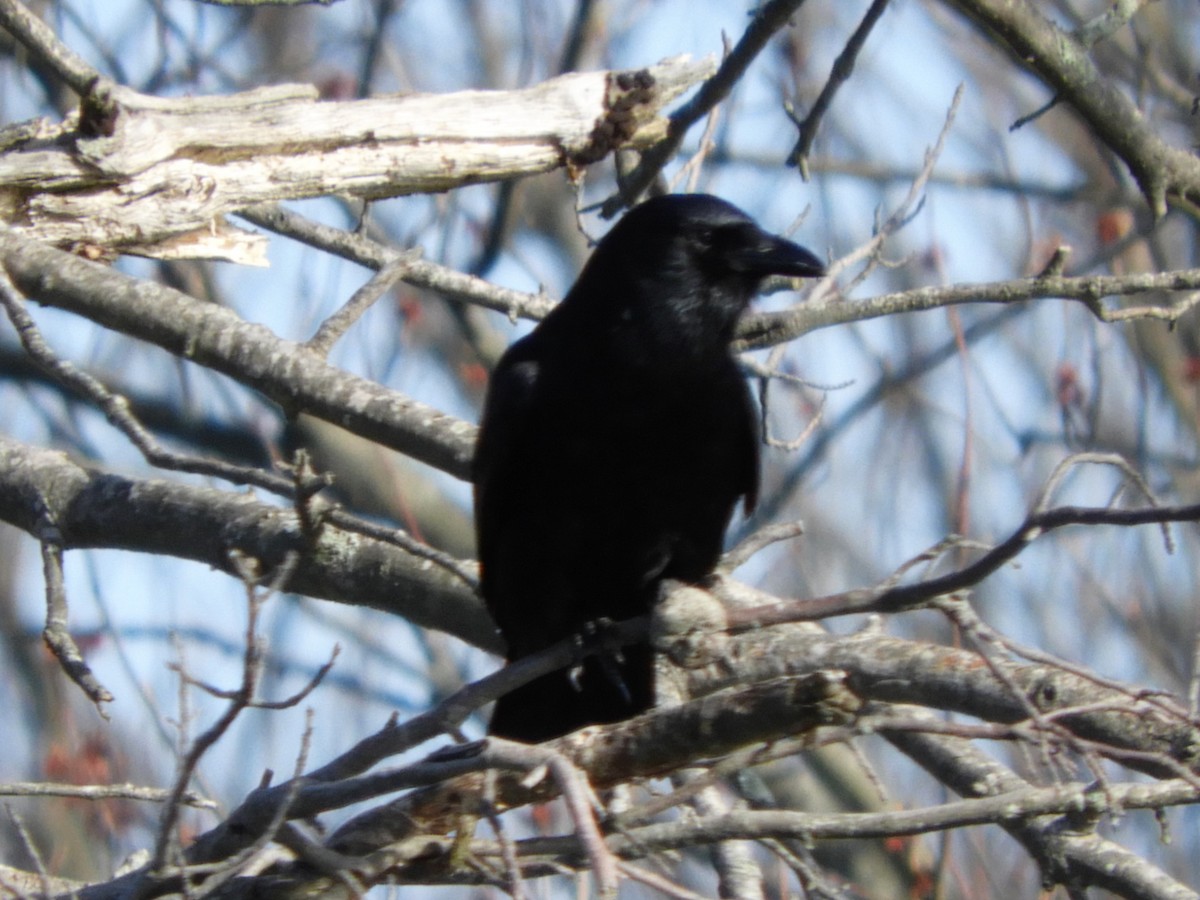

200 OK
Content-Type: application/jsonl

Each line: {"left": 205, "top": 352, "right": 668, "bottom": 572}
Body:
{"left": 473, "top": 193, "right": 824, "bottom": 742}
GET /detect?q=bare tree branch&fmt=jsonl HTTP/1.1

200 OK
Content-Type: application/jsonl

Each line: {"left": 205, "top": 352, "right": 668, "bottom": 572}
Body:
{"left": 729, "top": 492, "right": 1200, "bottom": 625}
{"left": 740, "top": 267, "right": 1200, "bottom": 347}
{"left": 942, "top": 0, "right": 1200, "bottom": 216}
{"left": 0, "top": 0, "right": 103, "bottom": 95}
{"left": 0, "top": 436, "right": 497, "bottom": 651}
{"left": 0, "top": 56, "right": 715, "bottom": 261}
{"left": 0, "top": 230, "right": 478, "bottom": 479}
{"left": 601, "top": 0, "right": 808, "bottom": 214}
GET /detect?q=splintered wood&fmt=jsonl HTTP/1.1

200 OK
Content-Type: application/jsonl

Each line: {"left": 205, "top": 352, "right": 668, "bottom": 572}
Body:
{"left": 0, "top": 55, "right": 715, "bottom": 265}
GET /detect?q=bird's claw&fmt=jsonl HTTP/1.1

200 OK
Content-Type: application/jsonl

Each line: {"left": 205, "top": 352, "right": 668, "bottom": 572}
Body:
{"left": 575, "top": 618, "right": 632, "bottom": 704}
{"left": 577, "top": 617, "right": 627, "bottom": 663}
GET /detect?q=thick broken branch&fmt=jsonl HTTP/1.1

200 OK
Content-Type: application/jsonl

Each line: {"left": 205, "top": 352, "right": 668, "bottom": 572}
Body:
{"left": 0, "top": 55, "right": 715, "bottom": 263}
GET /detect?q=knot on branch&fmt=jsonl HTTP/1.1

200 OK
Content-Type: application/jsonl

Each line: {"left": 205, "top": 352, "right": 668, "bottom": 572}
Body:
{"left": 652, "top": 580, "right": 729, "bottom": 669}
{"left": 78, "top": 78, "right": 120, "bottom": 139}
{"left": 568, "top": 67, "right": 659, "bottom": 169}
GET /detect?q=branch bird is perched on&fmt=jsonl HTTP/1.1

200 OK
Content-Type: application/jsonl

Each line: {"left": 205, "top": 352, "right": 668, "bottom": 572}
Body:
{"left": 474, "top": 193, "right": 825, "bottom": 742}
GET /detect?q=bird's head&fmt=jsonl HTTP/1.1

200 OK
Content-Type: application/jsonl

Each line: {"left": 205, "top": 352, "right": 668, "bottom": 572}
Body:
{"left": 575, "top": 194, "right": 825, "bottom": 343}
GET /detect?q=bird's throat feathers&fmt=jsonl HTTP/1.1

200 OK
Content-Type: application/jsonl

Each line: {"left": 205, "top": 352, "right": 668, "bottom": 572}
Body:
{"left": 556, "top": 268, "right": 753, "bottom": 370}
{"left": 628, "top": 275, "right": 749, "bottom": 359}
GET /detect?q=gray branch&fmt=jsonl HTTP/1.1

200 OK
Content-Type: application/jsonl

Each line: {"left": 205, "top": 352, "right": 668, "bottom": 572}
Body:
{"left": 0, "top": 436, "right": 498, "bottom": 652}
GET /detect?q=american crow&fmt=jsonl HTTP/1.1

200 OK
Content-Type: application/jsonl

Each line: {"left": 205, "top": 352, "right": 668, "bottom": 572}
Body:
{"left": 474, "top": 193, "right": 824, "bottom": 741}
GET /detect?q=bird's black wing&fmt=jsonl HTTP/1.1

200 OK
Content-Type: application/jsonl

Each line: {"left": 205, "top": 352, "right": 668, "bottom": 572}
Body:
{"left": 472, "top": 335, "right": 542, "bottom": 607}
{"left": 730, "top": 364, "right": 761, "bottom": 516}
{"left": 474, "top": 331, "right": 660, "bottom": 741}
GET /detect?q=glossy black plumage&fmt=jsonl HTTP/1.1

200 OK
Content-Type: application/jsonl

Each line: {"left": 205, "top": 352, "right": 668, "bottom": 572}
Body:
{"left": 473, "top": 194, "right": 824, "bottom": 741}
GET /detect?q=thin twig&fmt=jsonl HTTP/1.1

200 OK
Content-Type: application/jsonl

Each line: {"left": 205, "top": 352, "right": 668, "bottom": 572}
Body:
{"left": 617, "top": 861, "right": 713, "bottom": 900}
{"left": 0, "top": 263, "right": 325, "bottom": 498}
{"left": 0, "top": 0, "right": 103, "bottom": 95}
{"left": 600, "top": 0, "right": 809, "bottom": 216}
{"left": 4, "top": 806, "right": 51, "bottom": 900}
{"left": 193, "top": 709, "right": 324, "bottom": 898}
{"left": 479, "top": 768, "right": 527, "bottom": 900}
{"left": 935, "top": 597, "right": 1075, "bottom": 784}
{"left": 0, "top": 781, "right": 214, "bottom": 807}
{"left": 307, "top": 252, "right": 421, "bottom": 357}
{"left": 673, "top": 32, "right": 729, "bottom": 195}
{"left": 38, "top": 518, "right": 114, "bottom": 710}
{"left": 728, "top": 495, "right": 1200, "bottom": 628}
{"left": 1033, "top": 452, "right": 1172, "bottom": 551}
{"left": 1, "top": 263, "right": 477, "bottom": 592}
{"left": 485, "top": 739, "right": 620, "bottom": 899}
{"left": 238, "top": 202, "right": 555, "bottom": 320}
{"left": 149, "top": 550, "right": 300, "bottom": 874}
{"left": 722, "top": 521, "right": 805, "bottom": 572}
{"left": 677, "top": 773, "right": 765, "bottom": 900}
{"left": 1074, "top": 0, "right": 1150, "bottom": 48}
{"left": 787, "top": 0, "right": 892, "bottom": 176}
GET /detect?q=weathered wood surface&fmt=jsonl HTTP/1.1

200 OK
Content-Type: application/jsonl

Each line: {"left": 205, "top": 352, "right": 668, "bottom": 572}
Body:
{"left": 0, "top": 55, "right": 715, "bottom": 264}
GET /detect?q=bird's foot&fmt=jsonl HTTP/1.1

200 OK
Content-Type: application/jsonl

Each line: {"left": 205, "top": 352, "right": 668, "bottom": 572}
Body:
{"left": 577, "top": 617, "right": 627, "bottom": 662}
{"left": 573, "top": 618, "right": 632, "bottom": 704}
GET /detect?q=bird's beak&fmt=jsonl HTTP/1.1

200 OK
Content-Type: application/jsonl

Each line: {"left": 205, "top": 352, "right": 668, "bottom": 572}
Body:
{"left": 731, "top": 231, "right": 825, "bottom": 279}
